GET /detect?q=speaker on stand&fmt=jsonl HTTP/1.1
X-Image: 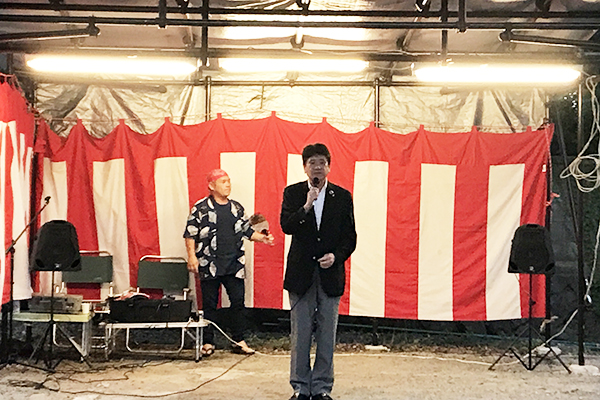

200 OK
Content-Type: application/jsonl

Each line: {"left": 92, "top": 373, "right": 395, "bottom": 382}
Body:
{"left": 26, "top": 220, "right": 91, "bottom": 372}
{"left": 1, "top": 196, "right": 50, "bottom": 369}
{"left": 490, "top": 224, "right": 570, "bottom": 372}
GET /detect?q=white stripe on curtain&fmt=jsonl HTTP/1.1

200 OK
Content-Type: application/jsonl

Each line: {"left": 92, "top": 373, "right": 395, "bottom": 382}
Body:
{"left": 40, "top": 159, "right": 68, "bottom": 223}
{"left": 155, "top": 157, "right": 190, "bottom": 303}
{"left": 11, "top": 124, "right": 32, "bottom": 300}
{"left": 418, "top": 163, "right": 456, "bottom": 321}
{"left": 350, "top": 161, "right": 388, "bottom": 317}
{"left": 0, "top": 122, "right": 6, "bottom": 303}
{"left": 155, "top": 157, "right": 189, "bottom": 259}
{"left": 487, "top": 164, "right": 524, "bottom": 320}
{"left": 39, "top": 158, "right": 68, "bottom": 295}
{"left": 220, "top": 152, "right": 256, "bottom": 308}
{"left": 93, "top": 159, "right": 130, "bottom": 294}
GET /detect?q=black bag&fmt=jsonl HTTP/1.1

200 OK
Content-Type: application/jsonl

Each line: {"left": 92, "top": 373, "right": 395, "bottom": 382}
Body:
{"left": 109, "top": 296, "right": 192, "bottom": 322}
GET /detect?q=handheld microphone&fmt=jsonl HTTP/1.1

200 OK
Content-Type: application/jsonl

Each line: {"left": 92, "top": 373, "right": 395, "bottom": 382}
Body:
{"left": 312, "top": 177, "right": 319, "bottom": 186}
{"left": 44, "top": 196, "right": 51, "bottom": 204}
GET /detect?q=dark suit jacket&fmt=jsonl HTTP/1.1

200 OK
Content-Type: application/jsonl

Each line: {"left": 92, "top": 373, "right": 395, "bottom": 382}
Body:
{"left": 280, "top": 180, "right": 357, "bottom": 297}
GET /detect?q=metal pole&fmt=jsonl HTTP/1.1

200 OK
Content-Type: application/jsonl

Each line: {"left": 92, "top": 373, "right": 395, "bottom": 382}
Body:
{"left": 441, "top": 0, "right": 448, "bottom": 60}
{"left": 577, "top": 81, "right": 585, "bottom": 365}
{"left": 544, "top": 99, "right": 552, "bottom": 342}
{"left": 200, "top": 0, "right": 209, "bottom": 67}
{"left": 374, "top": 77, "right": 380, "bottom": 128}
{"left": 6, "top": 53, "right": 13, "bottom": 74}
{"left": 458, "top": 0, "right": 467, "bottom": 33}
{"left": 1, "top": 13, "right": 599, "bottom": 30}
{"left": 529, "top": 274, "right": 534, "bottom": 370}
{"left": 2, "top": 2, "right": 600, "bottom": 19}
{"left": 371, "top": 318, "right": 380, "bottom": 346}
{"left": 204, "top": 75, "right": 211, "bottom": 121}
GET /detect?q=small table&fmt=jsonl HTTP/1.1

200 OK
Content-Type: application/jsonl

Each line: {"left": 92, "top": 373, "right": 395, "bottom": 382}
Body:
{"left": 102, "top": 319, "right": 209, "bottom": 362}
{"left": 13, "top": 311, "right": 94, "bottom": 357}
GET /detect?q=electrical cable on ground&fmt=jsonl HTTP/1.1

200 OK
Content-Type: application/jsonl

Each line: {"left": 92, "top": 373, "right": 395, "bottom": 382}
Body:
{"left": 206, "top": 319, "right": 286, "bottom": 357}
{"left": 208, "top": 319, "right": 517, "bottom": 366}
{"left": 10, "top": 353, "right": 252, "bottom": 398}
{"left": 54, "top": 355, "right": 252, "bottom": 398}
{"left": 6, "top": 320, "right": 254, "bottom": 398}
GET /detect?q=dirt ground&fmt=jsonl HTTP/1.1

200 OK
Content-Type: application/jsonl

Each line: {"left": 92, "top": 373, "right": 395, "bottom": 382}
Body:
{"left": 0, "top": 345, "right": 599, "bottom": 400}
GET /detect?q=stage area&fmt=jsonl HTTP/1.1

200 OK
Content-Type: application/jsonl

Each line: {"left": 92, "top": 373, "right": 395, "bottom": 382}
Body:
{"left": 1, "top": 346, "right": 599, "bottom": 400}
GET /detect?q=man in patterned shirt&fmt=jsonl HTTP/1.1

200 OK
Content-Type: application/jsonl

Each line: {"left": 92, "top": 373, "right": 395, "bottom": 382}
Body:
{"left": 184, "top": 168, "right": 274, "bottom": 355}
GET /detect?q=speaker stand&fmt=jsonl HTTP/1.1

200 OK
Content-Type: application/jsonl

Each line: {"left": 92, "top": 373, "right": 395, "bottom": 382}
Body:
{"left": 1, "top": 197, "right": 51, "bottom": 369}
{"left": 0, "top": 247, "right": 16, "bottom": 369}
{"left": 24, "top": 270, "right": 92, "bottom": 372}
{"left": 489, "top": 274, "right": 570, "bottom": 373}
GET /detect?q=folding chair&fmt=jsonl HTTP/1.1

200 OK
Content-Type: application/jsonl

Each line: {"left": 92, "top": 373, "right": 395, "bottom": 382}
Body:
{"left": 59, "top": 250, "right": 114, "bottom": 352}
{"left": 62, "top": 250, "right": 114, "bottom": 304}
{"left": 136, "top": 255, "right": 189, "bottom": 298}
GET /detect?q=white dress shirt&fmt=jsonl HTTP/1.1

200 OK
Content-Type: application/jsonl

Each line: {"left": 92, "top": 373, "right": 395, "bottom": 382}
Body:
{"left": 310, "top": 180, "right": 327, "bottom": 230}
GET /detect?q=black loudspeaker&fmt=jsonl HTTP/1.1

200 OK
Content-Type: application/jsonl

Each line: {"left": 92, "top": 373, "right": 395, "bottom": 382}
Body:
{"left": 30, "top": 220, "right": 81, "bottom": 272}
{"left": 508, "top": 224, "right": 555, "bottom": 274}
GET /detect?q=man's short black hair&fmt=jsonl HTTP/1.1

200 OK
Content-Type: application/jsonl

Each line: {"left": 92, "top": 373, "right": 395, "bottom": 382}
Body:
{"left": 302, "top": 143, "right": 331, "bottom": 165}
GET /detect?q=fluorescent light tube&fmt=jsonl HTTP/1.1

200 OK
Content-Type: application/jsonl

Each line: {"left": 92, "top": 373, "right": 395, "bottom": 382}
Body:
{"left": 414, "top": 64, "right": 581, "bottom": 84}
{"left": 27, "top": 56, "right": 197, "bottom": 77}
{"left": 219, "top": 58, "right": 368, "bottom": 73}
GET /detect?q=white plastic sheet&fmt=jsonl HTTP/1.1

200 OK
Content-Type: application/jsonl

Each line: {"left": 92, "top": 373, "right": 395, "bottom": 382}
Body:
{"left": 35, "top": 75, "right": 548, "bottom": 136}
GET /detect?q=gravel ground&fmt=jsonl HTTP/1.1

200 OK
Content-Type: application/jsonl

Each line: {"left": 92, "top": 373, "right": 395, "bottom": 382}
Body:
{"left": 1, "top": 342, "right": 599, "bottom": 400}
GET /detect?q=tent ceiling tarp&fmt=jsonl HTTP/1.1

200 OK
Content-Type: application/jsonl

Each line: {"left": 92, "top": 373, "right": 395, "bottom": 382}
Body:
{"left": 1, "top": 0, "right": 600, "bottom": 76}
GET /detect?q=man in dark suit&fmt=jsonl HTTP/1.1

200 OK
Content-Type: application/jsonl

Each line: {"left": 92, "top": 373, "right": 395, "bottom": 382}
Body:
{"left": 280, "top": 143, "right": 357, "bottom": 400}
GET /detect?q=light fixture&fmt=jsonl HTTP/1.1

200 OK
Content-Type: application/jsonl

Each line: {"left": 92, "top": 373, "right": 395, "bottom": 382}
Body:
{"left": 0, "top": 22, "right": 99, "bottom": 43}
{"left": 499, "top": 29, "right": 600, "bottom": 50}
{"left": 26, "top": 55, "right": 197, "bottom": 77}
{"left": 414, "top": 64, "right": 581, "bottom": 84}
{"left": 415, "top": 0, "right": 431, "bottom": 13}
{"left": 219, "top": 58, "right": 368, "bottom": 73}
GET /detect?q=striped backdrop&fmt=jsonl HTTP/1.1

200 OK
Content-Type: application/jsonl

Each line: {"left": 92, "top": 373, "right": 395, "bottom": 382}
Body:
{"left": 1, "top": 79, "right": 34, "bottom": 305}
{"left": 33, "top": 113, "right": 552, "bottom": 320}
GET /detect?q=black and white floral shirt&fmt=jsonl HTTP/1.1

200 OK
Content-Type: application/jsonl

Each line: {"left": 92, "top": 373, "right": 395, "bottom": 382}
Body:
{"left": 183, "top": 196, "right": 254, "bottom": 280}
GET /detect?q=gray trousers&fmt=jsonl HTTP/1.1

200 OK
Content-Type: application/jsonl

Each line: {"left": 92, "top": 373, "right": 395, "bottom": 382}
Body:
{"left": 289, "top": 272, "right": 340, "bottom": 397}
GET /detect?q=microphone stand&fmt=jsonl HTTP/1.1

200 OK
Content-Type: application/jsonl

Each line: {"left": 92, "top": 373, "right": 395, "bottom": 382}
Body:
{"left": 1, "top": 196, "right": 50, "bottom": 367}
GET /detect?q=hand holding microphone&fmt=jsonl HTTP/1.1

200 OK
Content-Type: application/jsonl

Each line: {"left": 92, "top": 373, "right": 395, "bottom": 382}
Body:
{"left": 304, "top": 177, "right": 320, "bottom": 212}
{"left": 249, "top": 213, "right": 275, "bottom": 246}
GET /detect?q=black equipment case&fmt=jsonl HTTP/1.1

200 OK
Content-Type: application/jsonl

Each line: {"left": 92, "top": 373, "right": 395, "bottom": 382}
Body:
{"left": 109, "top": 296, "right": 192, "bottom": 323}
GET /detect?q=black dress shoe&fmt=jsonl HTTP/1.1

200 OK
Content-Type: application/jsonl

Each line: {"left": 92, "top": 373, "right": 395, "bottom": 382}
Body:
{"left": 312, "top": 394, "right": 333, "bottom": 400}
{"left": 288, "top": 393, "right": 310, "bottom": 400}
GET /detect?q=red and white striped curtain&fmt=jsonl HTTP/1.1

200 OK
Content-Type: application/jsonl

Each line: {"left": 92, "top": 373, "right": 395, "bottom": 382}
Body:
{"left": 1, "top": 76, "right": 35, "bottom": 305}
{"left": 33, "top": 113, "right": 552, "bottom": 321}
